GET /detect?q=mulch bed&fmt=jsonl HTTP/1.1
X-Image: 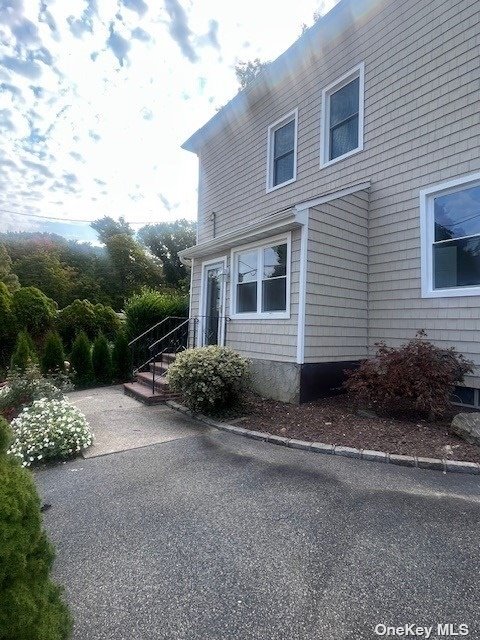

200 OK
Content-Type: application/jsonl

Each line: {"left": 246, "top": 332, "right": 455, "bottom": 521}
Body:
{"left": 238, "top": 394, "right": 480, "bottom": 464}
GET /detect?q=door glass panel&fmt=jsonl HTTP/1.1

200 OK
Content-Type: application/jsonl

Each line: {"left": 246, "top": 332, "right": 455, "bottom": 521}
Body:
{"left": 204, "top": 264, "right": 222, "bottom": 345}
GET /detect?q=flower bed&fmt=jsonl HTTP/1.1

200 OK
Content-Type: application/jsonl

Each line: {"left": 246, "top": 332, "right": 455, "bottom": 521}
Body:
{"left": 239, "top": 394, "right": 480, "bottom": 464}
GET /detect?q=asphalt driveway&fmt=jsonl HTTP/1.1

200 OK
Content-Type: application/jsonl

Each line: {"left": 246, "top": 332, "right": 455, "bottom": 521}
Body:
{"left": 36, "top": 412, "right": 480, "bottom": 640}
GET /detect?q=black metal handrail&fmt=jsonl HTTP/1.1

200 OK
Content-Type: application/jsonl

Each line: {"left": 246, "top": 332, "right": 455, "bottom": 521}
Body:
{"left": 129, "top": 316, "right": 188, "bottom": 374}
{"left": 128, "top": 316, "right": 186, "bottom": 347}
{"left": 147, "top": 316, "right": 230, "bottom": 393}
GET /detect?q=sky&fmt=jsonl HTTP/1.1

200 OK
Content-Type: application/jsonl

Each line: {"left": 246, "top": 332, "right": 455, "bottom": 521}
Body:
{"left": 0, "top": 0, "right": 338, "bottom": 242}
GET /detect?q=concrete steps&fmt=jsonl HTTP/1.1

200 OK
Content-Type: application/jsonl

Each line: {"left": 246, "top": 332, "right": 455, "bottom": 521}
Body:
{"left": 123, "top": 354, "right": 180, "bottom": 405}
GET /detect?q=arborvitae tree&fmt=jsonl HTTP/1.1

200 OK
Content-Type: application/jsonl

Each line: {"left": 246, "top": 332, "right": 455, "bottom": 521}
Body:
{"left": 41, "top": 331, "right": 66, "bottom": 375}
{"left": 91, "top": 334, "right": 112, "bottom": 385}
{"left": 70, "top": 331, "right": 94, "bottom": 388}
{"left": 10, "top": 330, "right": 37, "bottom": 372}
{"left": 0, "top": 417, "right": 72, "bottom": 639}
{"left": 112, "top": 331, "right": 132, "bottom": 382}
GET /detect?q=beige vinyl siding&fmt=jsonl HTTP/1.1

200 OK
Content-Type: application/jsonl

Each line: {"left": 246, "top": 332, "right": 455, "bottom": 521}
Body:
{"left": 190, "top": 229, "right": 301, "bottom": 362}
{"left": 304, "top": 191, "right": 369, "bottom": 363}
{"left": 193, "top": 0, "right": 480, "bottom": 383}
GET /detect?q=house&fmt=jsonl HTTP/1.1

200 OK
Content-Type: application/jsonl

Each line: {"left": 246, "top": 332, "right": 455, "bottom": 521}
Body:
{"left": 178, "top": 0, "right": 480, "bottom": 405}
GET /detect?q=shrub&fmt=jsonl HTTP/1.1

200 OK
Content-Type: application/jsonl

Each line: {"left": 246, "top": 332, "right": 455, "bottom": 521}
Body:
{"left": 8, "top": 398, "right": 93, "bottom": 467}
{"left": 112, "top": 331, "right": 132, "bottom": 382}
{"left": 0, "top": 417, "right": 72, "bottom": 639}
{"left": 57, "top": 299, "right": 97, "bottom": 349}
{"left": 124, "top": 288, "right": 188, "bottom": 339}
{"left": 41, "top": 331, "right": 66, "bottom": 375}
{"left": 93, "top": 303, "right": 122, "bottom": 341}
{"left": 343, "top": 330, "right": 474, "bottom": 419}
{"left": 0, "top": 282, "right": 16, "bottom": 368}
{"left": 57, "top": 299, "right": 120, "bottom": 349}
{"left": 92, "top": 334, "right": 112, "bottom": 385}
{"left": 11, "top": 286, "right": 56, "bottom": 336}
{"left": 167, "top": 346, "right": 250, "bottom": 415}
{"left": 70, "top": 331, "right": 94, "bottom": 388}
{"left": 10, "top": 330, "right": 37, "bottom": 372}
{"left": 0, "top": 366, "right": 65, "bottom": 422}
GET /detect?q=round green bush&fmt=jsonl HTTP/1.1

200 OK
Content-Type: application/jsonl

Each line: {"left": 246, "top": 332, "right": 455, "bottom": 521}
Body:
{"left": 112, "top": 332, "right": 132, "bottom": 382}
{"left": 8, "top": 398, "right": 93, "bottom": 467}
{"left": 167, "top": 346, "right": 250, "bottom": 414}
{"left": 70, "top": 331, "right": 94, "bottom": 388}
{"left": 92, "top": 334, "right": 112, "bottom": 385}
{"left": 93, "top": 303, "right": 121, "bottom": 341}
{"left": 10, "top": 330, "right": 37, "bottom": 373}
{"left": 41, "top": 331, "right": 66, "bottom": 375}
{"left": 124, "top": 288, "right": 188, "bottom": 339}
{"left": 0, "top": 416, "right": 72, "bottom": 639}
{"left": 57, "top": 299, "right": 97, "bottom": 349}
{"left": 11, "top": 286, "right": 56, "bottom": 336}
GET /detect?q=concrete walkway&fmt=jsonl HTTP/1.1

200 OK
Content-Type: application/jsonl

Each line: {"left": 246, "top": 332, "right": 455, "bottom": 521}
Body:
{"left": 68, "top": 386, "right": 209, "bottom": 457}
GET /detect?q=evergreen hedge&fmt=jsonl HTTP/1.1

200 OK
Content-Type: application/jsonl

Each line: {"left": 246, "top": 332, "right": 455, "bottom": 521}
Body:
{"left": 41, "top": 332, "right": 66, "bottom": 375}
{"left": 91, "top": 334, "right": 112, "bottom": 385}
{"left": 112, "top": 332, "right": 132, "bottom": 382}
{"left": 70, "top": 332, "right": 94, "bottom": 388}
{"left": 10, "top": 331, "right": 37, "bottom": 372}
{"left": 0, "top": 417, "right": 72, "bottom": 639}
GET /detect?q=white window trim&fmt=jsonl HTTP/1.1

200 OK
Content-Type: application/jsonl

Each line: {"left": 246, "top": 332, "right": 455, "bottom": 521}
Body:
{"left": 266, "top": 109, "right": 298, "bottom": 193}
{"left": 420, "top": 171, "right": 480, "bottom": 298}
{"left": 230, "top": 233, "right": 291, "bottom": 320}
{"left": 320, "top": 62, "right": 365, "bottom": 169}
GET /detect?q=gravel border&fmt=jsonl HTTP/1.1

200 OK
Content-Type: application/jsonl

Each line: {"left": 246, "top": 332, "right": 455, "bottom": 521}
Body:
{"left": 166, "top": 401, "right": 480, "bottom": 476}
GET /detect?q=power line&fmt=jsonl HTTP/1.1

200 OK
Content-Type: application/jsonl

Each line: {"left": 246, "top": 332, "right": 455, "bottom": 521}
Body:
{"left": 0, "top": 207, "right": 154, "bottom": 225}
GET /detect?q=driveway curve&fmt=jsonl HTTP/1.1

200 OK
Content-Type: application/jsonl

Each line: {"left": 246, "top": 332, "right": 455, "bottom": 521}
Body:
{"left": 36, "top": 412, "right": 480, "bottom": 640}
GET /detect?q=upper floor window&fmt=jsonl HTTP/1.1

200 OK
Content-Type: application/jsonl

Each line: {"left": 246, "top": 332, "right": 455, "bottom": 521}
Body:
{"left": 266, "top": 109, "right": 298, "bottom": 192}
{"left": 321, "top": 63, "right": 364, "bottom": 167}
{"left": 231, "top": 235, "right": 291, "bottom": 319}
{"left": 420, "top": 173, "right": 480, "bottom": 298}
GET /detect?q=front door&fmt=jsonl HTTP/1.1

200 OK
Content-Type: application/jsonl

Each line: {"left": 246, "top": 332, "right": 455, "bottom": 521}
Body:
{"left": 202, "top": 261, "right": 225, "bottom": 345}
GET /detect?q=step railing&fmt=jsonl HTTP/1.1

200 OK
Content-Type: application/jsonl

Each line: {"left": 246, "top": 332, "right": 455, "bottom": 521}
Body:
{"left": 147, "top": 316, "right": 231, "bottom": 394}
{"left": 128, "top": 316, "right": 187, "bottom": 374}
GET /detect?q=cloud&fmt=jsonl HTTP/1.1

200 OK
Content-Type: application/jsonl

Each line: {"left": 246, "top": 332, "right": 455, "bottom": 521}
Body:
{"left": 70, "top": 151, "right": 84, "bottom": 162}
{"left": 89, "top": 130, "right": 101, "bottom": 141}
{"left": 30, "top": 46, "right": 53, "bottom": 66}
{"left": 22, "top": 159, "right": 53, "bottom": 178}
{"left": 1, "top": 82, "right": 22, "bottom": 99}
{"left": 121, "top": 0, "right": 148, "bottom": 17}
{"left": 106, "top": 24, "right": 130, "bottom": 67}
{"left": 11, "top": 18, "right": 40, "bottom": 44}
{"left": 38, "top": 1, "right": 59, "bottom": 38}
{"left": 63, "top": 172, "right": 78, "bottom": 184}
{"left": 163, "top": 0, "right": 198, "bottom": 63}
{"left": 67, "top": 0, "right": 98, "bottom": 39}
{"left": 0, "top": 0, "right": 23, "bottom": 26}
{"left": 131, "top": 26, "right": 150, "bottom": 42}
{"left": 141, "top": 107, "right": 153, "bottom": 120}
{"left": 198, "top": 19, "right": 219, "bottom": 50}
{"left": 0, "top": 109, "right": 15, "bottom": 131}
{"left": 1, "top": 56, "right": 42, "bottom": 79}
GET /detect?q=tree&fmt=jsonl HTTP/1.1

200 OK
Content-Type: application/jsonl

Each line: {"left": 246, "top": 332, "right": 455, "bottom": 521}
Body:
{"left": 41, "top": 332, "right": 66, "bottom": 375}
{"left": 10, "top": 331, "right": 37, "bottom": 372}
{"left": 92, "top": 334, "right": 112, "bottom": 385}
{"left": 70, "top": 332, "right": 94, "bottom": 388}
{"left": 112, "top": 332, "right": 132, "bottom": 382}
{"left": 11, "top": 287, "right": 56, "bottom": 337}
{"left": 235, "top": 58, "right": 269, "bottom": 90}
{"left": 0, "top": 283, "right": 16, "bottom": 368}
{"left": 90, "top": 216, "right": 134, "bottom": 243}
{"left": 91, "top": 216, "right": 162, "bottom": 303}
{"left": 0, "top": 243, "right": 20, "bottom": 293}
{"left": 13, "top": 252, "right": 76, "bottom": 309}
{"left": 0, "top": 418, "right": 72, "bottom": 640}
{"left": 137, "top": 219, "right": 196, "bottom": 288}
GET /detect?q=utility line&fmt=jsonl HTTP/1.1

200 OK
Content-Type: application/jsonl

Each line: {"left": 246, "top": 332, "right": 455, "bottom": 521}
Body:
{"left": 0, "top": 207, "right": 154, "bottom": 225}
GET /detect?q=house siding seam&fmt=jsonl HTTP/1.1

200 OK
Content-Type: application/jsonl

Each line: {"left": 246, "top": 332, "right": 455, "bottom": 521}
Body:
{"left": 188, "top": 0, "right": 480, "bottom": 390}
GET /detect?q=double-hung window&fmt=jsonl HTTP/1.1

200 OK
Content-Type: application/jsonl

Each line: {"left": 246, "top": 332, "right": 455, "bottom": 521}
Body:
{"left": 232, "top": 237, "right": 290, "bottom": 318}
{"left": 266, "top": 110, "right": 298, "bottom": 192}
{"left": 421, "top": 173, "right": 480, "bottom": 297}
{"left": 321, "top": 63, "right": 364, "bottom": 167}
